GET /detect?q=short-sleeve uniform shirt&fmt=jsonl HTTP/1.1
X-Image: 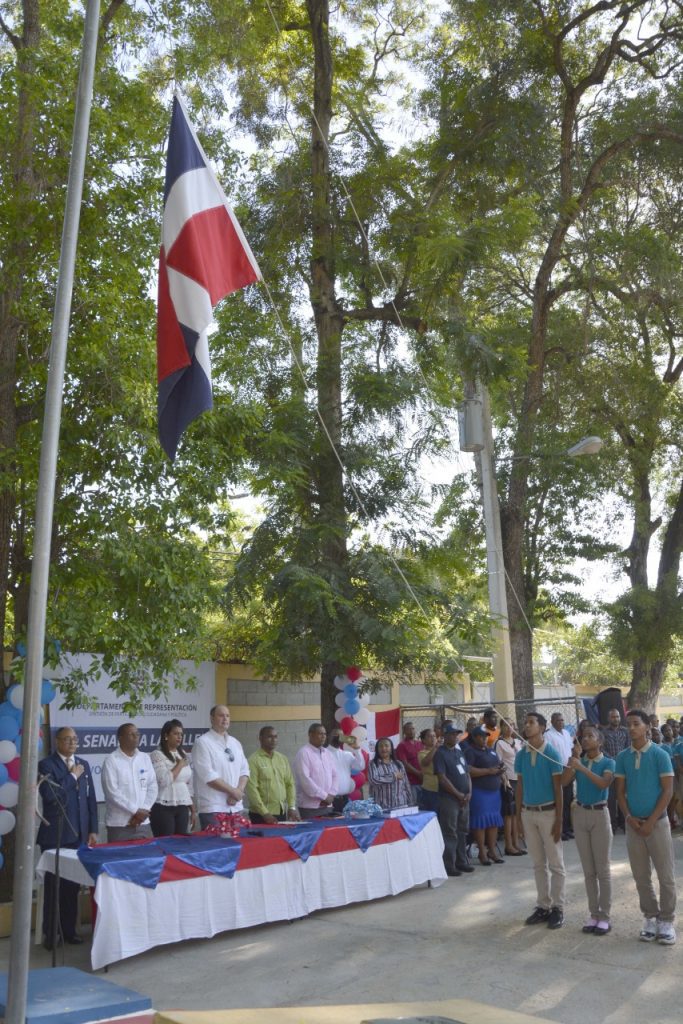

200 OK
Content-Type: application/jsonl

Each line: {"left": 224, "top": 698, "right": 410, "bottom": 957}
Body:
{"left": 575, "top": 754, "right": 615, "bottom": 805}
{"left": 514, "top": 741, "right": 563, "bottom": 805}
{"left": 614, "top": 742, "right": 674, "bottom": 819}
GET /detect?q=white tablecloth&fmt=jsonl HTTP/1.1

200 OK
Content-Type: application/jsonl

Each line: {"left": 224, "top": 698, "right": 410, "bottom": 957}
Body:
{"left": 36, "top": 816, "right": 445, "bottom": 970}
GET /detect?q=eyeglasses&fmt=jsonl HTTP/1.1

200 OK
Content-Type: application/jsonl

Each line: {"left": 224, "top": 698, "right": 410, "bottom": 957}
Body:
{"left": 224, "top": 748, "right": 235, "bottom": 762}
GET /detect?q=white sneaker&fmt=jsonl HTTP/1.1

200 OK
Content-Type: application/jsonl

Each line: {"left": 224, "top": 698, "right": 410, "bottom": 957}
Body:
{"left": 639, "top": 917, "right": 657, "bottom": 942}
{"left": 657, "top": 921, "right": 676, "bottom": 945}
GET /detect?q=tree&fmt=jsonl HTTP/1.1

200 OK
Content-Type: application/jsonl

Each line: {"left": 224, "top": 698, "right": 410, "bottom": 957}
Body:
{"left": 0, "top": 1, "right": 247, "bottom": 703}
{"left": 570, "top": 142, "right": 683, "bottom": 710}
{"left": 163, "top": 0, "right": 495, "bottom": 727}
{"left": 429, "top": 1, "right": 683, "bottom": 700}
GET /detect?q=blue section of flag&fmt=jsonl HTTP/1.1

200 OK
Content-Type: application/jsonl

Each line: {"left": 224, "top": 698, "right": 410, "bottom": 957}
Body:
{"left": 77, "top": 842, "right": 165, "bottom": 889}
{"left": 164, "top": 96, "right": 206, "bottom": 202}
{"left": 396, "top": 810, "right": 434, "bottom": 840}
{"left": 158, "top": 836, "right": 242, "bottom": 878}
{"left": 158, "top": 355, "right": 213, "bottom": 463}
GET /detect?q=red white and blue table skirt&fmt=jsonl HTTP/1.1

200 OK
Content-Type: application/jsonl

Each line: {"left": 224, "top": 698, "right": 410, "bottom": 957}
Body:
{"left": 35, "top": 812, "right": 445, "bottom": 970}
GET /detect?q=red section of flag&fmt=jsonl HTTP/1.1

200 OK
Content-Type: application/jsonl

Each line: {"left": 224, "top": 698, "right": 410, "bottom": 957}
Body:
{"left": 156, "top": 250, "right": 191, "bottom": 381}
{"left": 373, "top": 707, "right": 401, "bottom": 737}
{"left": 166, "top": 206, "right": 259, "bottom": 304}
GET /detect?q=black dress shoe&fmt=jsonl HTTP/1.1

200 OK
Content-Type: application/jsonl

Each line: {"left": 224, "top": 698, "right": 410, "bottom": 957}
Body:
{"left": 446, "top": 868, "right": 462, "bottom": 877}
{"left": 42, "top": 939, "right": 53, "bottom": 951}
{"left": 65, "top": 936, "right": 84, "bottom": 945}
{"left": 455, "top": 864, "right": 475, "bottom": 873}
{"left": 525, "top": 907, "right": 551, "bottom": 925}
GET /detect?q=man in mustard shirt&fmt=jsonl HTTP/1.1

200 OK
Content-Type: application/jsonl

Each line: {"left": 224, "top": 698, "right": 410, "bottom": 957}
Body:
{"left": 246, "top": 726, "right": 301, "bottom": 823}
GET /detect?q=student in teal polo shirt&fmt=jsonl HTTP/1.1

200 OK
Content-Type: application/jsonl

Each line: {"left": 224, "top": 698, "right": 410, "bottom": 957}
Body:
{"left": 514, "top": 711, "right": 566, "bottom": 930}
{"left": 562, "top": 724, "right": 614, "bottom": 934}
{"left": 614, "top": 709, "right": 676, "bottom": 945}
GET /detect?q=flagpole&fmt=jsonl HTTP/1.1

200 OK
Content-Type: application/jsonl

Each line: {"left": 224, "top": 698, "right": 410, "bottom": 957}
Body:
{"left": 5, "top": 2, "right": 100, "bottom": 1021}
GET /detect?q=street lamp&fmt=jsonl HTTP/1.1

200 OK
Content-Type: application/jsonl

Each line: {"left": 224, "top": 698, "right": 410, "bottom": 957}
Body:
{"left": 567, "top": 436, "right": 603, "bottom": 457}
{"left": 458, "top": 384, "right": 603, "bottom": 705}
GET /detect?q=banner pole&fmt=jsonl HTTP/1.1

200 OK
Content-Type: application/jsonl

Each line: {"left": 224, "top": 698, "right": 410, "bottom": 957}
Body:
{"left": 5, "top": 2, "right": 100, "bottom": 1020}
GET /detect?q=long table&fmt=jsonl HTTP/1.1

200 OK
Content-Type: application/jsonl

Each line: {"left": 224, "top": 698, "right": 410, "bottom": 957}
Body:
{"left": 36, "top": 813, "right": 445, "bottom": 970}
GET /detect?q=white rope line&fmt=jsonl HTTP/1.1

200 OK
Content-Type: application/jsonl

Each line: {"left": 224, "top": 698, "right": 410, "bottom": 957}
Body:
{"left": 489, "top": 703, "right": 574, "bottom": 767}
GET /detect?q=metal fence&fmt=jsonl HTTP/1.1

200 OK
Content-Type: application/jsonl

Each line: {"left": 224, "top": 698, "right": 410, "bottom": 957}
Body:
{"left": 400, "top": 696, "right": 583, "bottom": 739}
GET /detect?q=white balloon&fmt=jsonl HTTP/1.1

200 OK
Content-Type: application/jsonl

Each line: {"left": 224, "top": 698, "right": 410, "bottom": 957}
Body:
{"left": 358, "top": 693, "right": 370, "bottom": 706}
{"left": 351, "top": 726, "right": 366, "bottom": 742}
{"left": 9, "top": 684, "right": 24, "bottom": 710}
{"left": 335, "top": 692, "right": 346, "bottom": 707}
{"left": 0, "top": 782, "right": 18, "bottom": 808}
{"left": 0, "top": 809, "right": 15, "bottom": 835}
{"left": 334, "top": 675, "right": 350, "bottom": 691}
{"left": 354, "top": 706, "right": 371, "bottom": 725}
{"left": 334, "top": 708, "right": 347, "bottom": 723}
{"left": 0, "top": 741, "right": 17, "bottom": 765}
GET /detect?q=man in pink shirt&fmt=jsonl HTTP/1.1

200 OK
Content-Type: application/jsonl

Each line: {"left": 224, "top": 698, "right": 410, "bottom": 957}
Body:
{"left": 396, "top": 721, "right": 424, "bottom": 803}
{"left": 293, "top": 723, "right": 338, "bottom": 819}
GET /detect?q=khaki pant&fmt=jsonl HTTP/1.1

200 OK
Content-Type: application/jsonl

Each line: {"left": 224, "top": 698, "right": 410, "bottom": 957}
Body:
{"left": 572, "top": 803, "right": 612, "bottom": 921}
{"left": 625, "top": 815, "right": 676, "bottom": 922}
{"left": 521, "top": 807, "right": 566, "bottom": 910}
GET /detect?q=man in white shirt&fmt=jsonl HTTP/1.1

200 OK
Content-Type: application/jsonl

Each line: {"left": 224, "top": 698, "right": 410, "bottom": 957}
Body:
{"left": 327, "top": 728, "right": 365, "bottom": 810}
{"left": 101, "top": 723, "right": 158, "bottom": 841}
{"left": 192, "top": 705, "right": 250, "bottom": 828}
{"left": 548, "top": 712, "right": 575, "bottom": 840}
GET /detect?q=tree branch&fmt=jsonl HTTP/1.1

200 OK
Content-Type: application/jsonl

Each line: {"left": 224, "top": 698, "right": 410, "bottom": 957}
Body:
{"left": 100, "top": 0, "right": 126, "bottom": 33}
{"left": 0, "top": 12, "right": 21, "bottom": 50}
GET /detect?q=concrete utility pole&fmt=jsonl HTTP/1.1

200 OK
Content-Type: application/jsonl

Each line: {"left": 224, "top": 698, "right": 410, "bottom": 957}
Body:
{"left": 459, "top": 383, "right": 515, "bottom": 705}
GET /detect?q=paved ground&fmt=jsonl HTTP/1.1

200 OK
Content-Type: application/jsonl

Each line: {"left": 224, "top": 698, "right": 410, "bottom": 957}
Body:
{"left": 1, "top": 832, "right": 682, "bottom": 1024}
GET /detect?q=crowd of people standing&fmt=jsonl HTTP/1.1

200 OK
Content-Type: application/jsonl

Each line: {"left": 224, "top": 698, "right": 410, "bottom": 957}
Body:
{"left": 36, "top": 701, "right": 682, "bottom": 950}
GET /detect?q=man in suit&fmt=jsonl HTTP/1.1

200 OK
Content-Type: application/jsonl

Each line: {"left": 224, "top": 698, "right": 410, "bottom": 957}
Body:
{"left": 38, "top": 726, "right": 98, "bottom": 948}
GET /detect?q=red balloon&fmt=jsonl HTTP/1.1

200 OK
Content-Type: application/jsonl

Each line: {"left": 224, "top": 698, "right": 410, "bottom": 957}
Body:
{"left": 351, "top": 771, "right": 366, "bottom": 788}
{"left": 340, "top": 716, "right": 357, "bottom": 734}
{"left": 346, "top": 666, "right": 363, "bottom": 682}
{"left": 6, "top": 757, "right": 21, "bottom": 782}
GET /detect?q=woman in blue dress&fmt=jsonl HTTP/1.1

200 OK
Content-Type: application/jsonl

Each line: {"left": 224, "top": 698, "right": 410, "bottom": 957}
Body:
{"left": 464, "top": 727, "right": 505, "bottom": 865}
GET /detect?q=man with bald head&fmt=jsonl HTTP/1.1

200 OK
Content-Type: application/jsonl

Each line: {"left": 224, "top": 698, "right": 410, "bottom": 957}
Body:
{"left": 102, "top": 722, "right": 158, "bottom": 842}
{"left": 192, "top": 705, "right": 250, "bottom": 829}
{"left": 38, "top": 726, "right": 98, "bottom": 948}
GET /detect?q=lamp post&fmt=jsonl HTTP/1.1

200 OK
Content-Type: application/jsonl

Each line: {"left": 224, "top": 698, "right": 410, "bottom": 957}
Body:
{"left": 458, "top": 383, "right": 603, "bottom": 706}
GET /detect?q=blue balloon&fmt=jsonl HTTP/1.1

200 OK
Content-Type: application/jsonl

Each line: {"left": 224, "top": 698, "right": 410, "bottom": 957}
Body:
{"left": 0, "top": 718, "right": 19, "bottom": 742}
{"left": 41, "top": 680, "right": 57, "bottom": 704}
{"left": 0, "top": 765, "right": 7, "bottom": 786}
{"left": 0, "top": 703, "right": 14, "bottom": 717}
{"left": 37, "top": 737, "right": 43, "bottom": 754}
{"left": 15, "top": 641, "right": 26, "bottom": 657}
{"left": 344, "top": 698, "right": 361, "bottom": 716}
{"left": 14, "top": 735, "right": 21, "bottom": 754}
{"left": 343, "top": 683, "right": 358, "bottom": 698}
{"left": 0, "top": 852, "right": 4, "bottom": 870}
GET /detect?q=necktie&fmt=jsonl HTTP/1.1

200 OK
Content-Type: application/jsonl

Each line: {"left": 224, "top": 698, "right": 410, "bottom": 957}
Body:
{"left": 67, "top": 757, "right": 74, "bottom": 771}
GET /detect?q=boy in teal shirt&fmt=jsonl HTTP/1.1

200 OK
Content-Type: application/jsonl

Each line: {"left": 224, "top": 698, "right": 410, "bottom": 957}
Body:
{"left": 515, "top": 711, "right": 565, "bottom": 930}
{"left": 615, "top": 709, "right": 676, "bottom": 945}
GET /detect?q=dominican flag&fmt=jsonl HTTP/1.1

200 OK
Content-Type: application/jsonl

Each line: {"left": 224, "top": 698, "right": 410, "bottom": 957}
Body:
{"left": 157, "top": 94, "right": 261, "bottom": 461}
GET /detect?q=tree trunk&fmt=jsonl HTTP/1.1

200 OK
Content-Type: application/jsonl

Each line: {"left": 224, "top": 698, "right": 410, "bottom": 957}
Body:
{"left": 306, "top": 0, "right": 348, "bottom": 726}
{"left": 626, "top": 475, "right": 683, "bottom": 711}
